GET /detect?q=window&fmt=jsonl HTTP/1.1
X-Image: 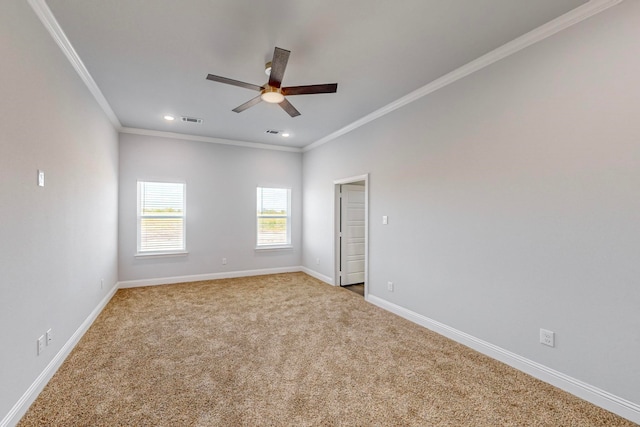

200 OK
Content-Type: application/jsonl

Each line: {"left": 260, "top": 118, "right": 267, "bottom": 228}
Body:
{"left": 256, "top": 187, "right": 291, "bottom": 248}
{"left": 137, "top": 181, "right": 186, "bottom": 254}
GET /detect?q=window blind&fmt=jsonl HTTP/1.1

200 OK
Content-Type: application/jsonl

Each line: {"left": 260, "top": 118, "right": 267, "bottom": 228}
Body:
{"left": 138, "top": 181, "right": 185, "bottom": 253}
{"left": 256, "top": 187, "right": 291, "bottom": 246}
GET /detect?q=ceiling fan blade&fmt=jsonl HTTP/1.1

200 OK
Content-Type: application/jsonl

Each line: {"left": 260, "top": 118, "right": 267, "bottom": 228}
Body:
{"left": 282, "top": 83, "right": 338, "bottom": 96}
{"left": 268, "top": 47, "right": 290, "bottom": 88}
{"left": 279, "top": 98, "right": 301, "bottom": 117}
{"left": 206, "top": 74, "right": 263, "bottom": 92}
{"left": 232, "top": 95, "right": 263, "bottom": 113}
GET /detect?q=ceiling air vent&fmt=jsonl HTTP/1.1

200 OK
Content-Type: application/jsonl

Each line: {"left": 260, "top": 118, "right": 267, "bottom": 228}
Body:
{"left": 265, "top": 129, "right": 280, "bottom": 134}
{"left": 181, "top": 116, "right": 203, "bottom": 124}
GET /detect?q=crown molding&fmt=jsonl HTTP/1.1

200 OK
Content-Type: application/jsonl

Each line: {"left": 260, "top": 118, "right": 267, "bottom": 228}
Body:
{"left": 120, "top": 127, "right": 302, "bottom": 153}
{"left": 28, "top": 0, "right": 122, "bottom": 129}
{"left": 304, "top": 0, "right": 624, "bottom": 152}
{"left": 29, "top": 0, "right": 622, "bottom": 154}
{"left": 27, "top": 0, "right": 301, "bottom": 153}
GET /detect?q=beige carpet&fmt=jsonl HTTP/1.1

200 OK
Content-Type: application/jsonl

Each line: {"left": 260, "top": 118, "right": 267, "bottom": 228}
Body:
{"left": 19, "top": 273, "right": 635, "bottom": 426}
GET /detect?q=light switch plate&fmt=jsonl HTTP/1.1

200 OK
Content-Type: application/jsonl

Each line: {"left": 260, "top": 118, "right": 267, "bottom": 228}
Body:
{"left": 37, "top": 170, "right": 45, "bottom": 187}
{"left": 37, "top": 335, "right": 45, "bottom": 355}
{"left": 382, "top": 215, "right": 388, "bottom": 225}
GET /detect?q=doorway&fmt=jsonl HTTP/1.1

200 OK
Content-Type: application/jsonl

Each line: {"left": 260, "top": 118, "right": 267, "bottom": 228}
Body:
{"left": 334, "top": 174, "right": 369, "bottom": 298}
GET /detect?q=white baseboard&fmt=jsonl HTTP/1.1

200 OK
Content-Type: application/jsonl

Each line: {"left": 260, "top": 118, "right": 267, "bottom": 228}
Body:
{"left": 12, "top": 275, "right": 633, "bottom": 425}
{"left": 367, "top": 294, "right": 640, "bottom": 425}
{"left": 300, "top": 266, "right": 334, "bottom": 285}
{"left": 1, "top": 283, "right": 119, "bottom": 427}
{"left": 117, "top": 266, "right": 304, "bottom": 289}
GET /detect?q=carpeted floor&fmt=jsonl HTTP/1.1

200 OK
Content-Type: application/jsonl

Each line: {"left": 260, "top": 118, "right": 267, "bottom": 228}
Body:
{"left": 19, "top": 273, "right": 636, "bottom": 426}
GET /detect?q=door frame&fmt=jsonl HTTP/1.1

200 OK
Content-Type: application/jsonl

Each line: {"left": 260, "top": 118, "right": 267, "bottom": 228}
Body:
{"left": 334, "top": 174, "right": 369, "bottom": 299}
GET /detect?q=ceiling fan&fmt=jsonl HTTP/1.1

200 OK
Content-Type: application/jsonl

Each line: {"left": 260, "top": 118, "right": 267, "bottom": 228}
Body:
{"left": 206, "top": 47, "right": 338, "bottom": 117}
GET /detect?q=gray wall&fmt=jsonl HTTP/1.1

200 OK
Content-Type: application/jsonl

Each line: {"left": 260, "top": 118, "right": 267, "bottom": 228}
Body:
{"left": 0, "top": 0, "right": 119, "bottom": 420}
{"left": 2, "top": 0, "right": 638, "bottom": 421}
{"left": 118, "top": 133, "right": 302, "bottom": 282}
{"left": 302, "top": 1, "right": 640, "bottom": 404}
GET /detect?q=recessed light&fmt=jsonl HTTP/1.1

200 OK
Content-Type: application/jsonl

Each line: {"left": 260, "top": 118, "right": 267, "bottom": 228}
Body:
{"left": 282, "top": 133, "right": 290, "bottom": 137}
{"left": 163, "top": 115, "right": 175, "bottom": 121}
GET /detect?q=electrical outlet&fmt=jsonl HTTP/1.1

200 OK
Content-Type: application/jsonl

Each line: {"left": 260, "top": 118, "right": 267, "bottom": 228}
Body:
{"left": 46, "top": 328, "right": 53, "bottom": 345}
{"left": 222, "top": 258, "right": 227, "bottom": 265}
{"left": 540, "top": 329, "right": 555, "bottom": 347}
{"left": 101, "top": 279, "right": 104, "bottom": 289}
{"left": 316, "top": 258, "right": 320, "bottom": 265}
{"left": 37, "top": 335, "right": 45, "bottom": 355}
{"left": 37, "top": 170, "right": 45, "bottom": 187}
{"left": 387, "top": 281, "right": 394, "bottom": 292}
{"left": 382, "top": 216, "right": 388, "bottom": 225}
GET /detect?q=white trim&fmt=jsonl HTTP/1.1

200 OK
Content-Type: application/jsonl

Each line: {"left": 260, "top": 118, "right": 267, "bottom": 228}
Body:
{"left": 120, "top": 127, "right": 302, "bottom": 153}
{"left": 302, "top": 0, "right": 624, "bottom": 152}
{"left": 27, "top": 0, "right": 121, "bottom": 130}
{"left": 26, "top": 0, "right": 304, "bottom": 153}
{"left": 117, "top": 266, "right": 302, "bottom": 289}
{"left": 367, "top": 294, "right": 640, "bottom": 425}
{"left": 134, "top": 251, "right": 189, "bottom": 258}
{"left": 6, "top": 274, "right": 636, "bottom": 425}
{"left": 300, "top": 266, "right": 334, "bottom": 285}
{"left": 30, "top": 0, "right": 622, "bottom": 156}
{"left": 136, "top": 180, "right": 187, "bottom": 255}
{"left": 254, "top": 245, "right": 293, "bottom": 251}
{"left": 1, "top": 269, "right": 327, "bottom": 425}
{"left": 0, "top": 283, "right": 119, "bottom": 427}
{"left": 333, "top": 174, "right": 369, "bottom": 185}
{"left": 333, "top": 174, "right": 369, "bottom": 298}
{"left": 256, "top": 187, "right": 293, "bottom": 248}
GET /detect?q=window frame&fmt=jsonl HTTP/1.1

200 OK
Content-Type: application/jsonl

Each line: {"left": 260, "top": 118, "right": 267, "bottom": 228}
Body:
{"left": 256, "top": 187, "right": 292, "bottom": 250}
{"left": 136, "top": 180, "right": 187, "bottom": 257}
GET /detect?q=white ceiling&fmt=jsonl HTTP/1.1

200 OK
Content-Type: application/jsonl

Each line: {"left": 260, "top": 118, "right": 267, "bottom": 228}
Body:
{"left": 43, "top": 0, "right": 588, "bottom": 149}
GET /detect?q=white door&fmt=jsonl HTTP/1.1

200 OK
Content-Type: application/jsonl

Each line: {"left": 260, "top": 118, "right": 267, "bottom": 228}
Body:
{"left": 341, "top": 184, "right": 365, "bottom": 285}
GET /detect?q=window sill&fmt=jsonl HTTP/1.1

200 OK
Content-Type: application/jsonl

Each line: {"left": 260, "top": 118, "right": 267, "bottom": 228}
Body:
{"left": 135, "top": 251, "right": 189, "bottom": 259}
{"left": 255, "top": 245, "right": 293, "bottom": 251}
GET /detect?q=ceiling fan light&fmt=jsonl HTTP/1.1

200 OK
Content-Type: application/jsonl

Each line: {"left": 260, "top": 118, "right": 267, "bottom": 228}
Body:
{"left": 261, "top": 89, "right": 285, "bottom": 104}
